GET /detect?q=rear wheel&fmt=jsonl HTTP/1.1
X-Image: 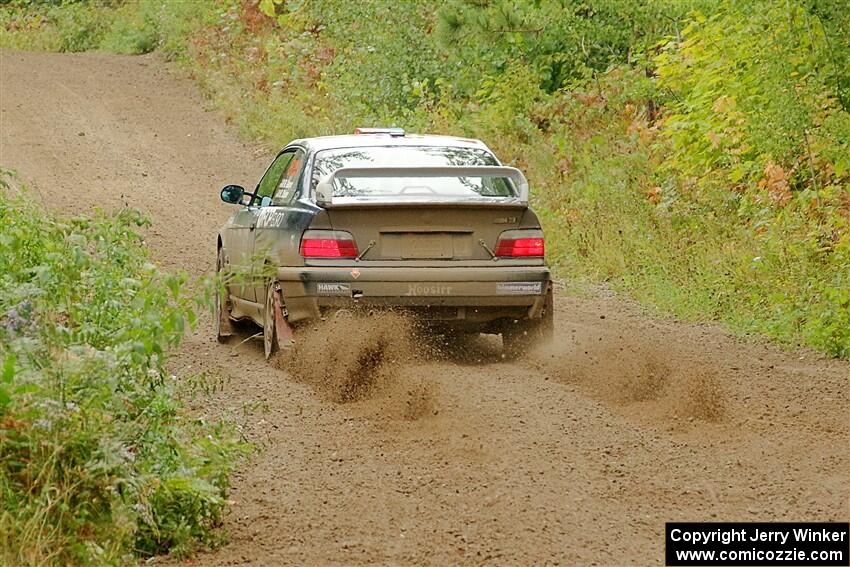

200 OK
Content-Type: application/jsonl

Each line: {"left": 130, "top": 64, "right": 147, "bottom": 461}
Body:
{"left": 502, "top": 286, "right": 554, "bottom": 359}
{"left": 214, "top": 248, "right": 233, "bottom": 343}
{"left": 263, "top": 282, "right": 278, "bottom": 360}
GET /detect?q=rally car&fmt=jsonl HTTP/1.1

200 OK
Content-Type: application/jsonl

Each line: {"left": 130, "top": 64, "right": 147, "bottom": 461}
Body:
{"left": 215, "top": 128, "right": 553, "bottom": 358}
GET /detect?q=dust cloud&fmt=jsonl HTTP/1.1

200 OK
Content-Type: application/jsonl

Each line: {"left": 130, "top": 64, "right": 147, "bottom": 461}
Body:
{"left": 285, "top": 309, "right": 726, "bottom": 424}
{"left": 528, "top": 329, "right": 726, "bottom": 423}
{"left": 282, "top": 310, "right": 438, "bottom": 420}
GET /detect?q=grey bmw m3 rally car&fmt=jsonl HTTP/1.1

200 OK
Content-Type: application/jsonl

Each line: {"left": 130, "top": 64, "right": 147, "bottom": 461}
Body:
{"left": 215, "top": 128, "right": 553, "bottom": 358}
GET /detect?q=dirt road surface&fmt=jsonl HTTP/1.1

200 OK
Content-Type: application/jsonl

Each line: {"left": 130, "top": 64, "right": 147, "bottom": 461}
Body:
{"left": 2, "top": 50, "right": 848, "bottom": 566}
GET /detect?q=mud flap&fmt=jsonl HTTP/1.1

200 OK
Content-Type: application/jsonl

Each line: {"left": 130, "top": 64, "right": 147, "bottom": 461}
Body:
{"left": 215, "top": 251, "right": 234, "bottom": 341}
{"left": 273, "top": 286, "right": 295, "bottom": 349}
{"left": 527, "top": 282, "right": 552, "bottom": 319}
{"left": 217, "top": 305, "right": 234, "bottom": 341}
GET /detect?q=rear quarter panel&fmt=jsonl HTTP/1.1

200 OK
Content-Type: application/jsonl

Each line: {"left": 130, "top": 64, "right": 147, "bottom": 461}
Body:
{"left": 250, "top": 199, "right": 320, "bottom": 299}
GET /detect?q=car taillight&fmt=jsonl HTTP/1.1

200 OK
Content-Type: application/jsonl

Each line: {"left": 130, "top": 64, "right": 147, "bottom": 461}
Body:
{"left": 495, "top": 231, "right": 545, "bottom": 257}
{"left": 300, "top": 230, "right": 358, "bottom": 258}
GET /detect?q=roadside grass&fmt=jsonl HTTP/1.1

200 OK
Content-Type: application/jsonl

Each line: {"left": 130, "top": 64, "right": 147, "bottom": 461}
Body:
{"left": 1, "top": 0, "right": 847, "bottom": 360}
{"left": 0, "top": 172, "right": 247, "bottom": 565}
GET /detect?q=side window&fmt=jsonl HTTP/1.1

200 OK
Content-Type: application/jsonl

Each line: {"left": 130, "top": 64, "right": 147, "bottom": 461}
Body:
{"left": 256, "top": 152, "right": 294, "bottom": 203}
{"left": 272, "top": 149, "right": 306, "bottom": 206}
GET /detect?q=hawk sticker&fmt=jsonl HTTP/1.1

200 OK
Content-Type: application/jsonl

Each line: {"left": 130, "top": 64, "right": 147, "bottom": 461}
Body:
{"left": 317, "top": 282, "right": 351, "bottom": 296}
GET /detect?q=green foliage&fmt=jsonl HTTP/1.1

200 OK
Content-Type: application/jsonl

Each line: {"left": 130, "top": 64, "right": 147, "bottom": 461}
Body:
{"left": 0, "top": 0, "right": 109, "bottom": 52}
{"left": 300, "top": 1, "right": 441, "bottom": 121}
{"left": 435, "top": 0, "right": 709, "bottom": 94}
{"left": 0, "top": 175, "right": 246, "bottom": 565}
{"left": 805, "top": 0, "right": 850, "bottom": 113}
{"left": 100, "top": 3, "right": 159, "bottom": 54}
{"left": 646, "top": 0, "right": 850, "bottom": 356}
{"left": 0, "top": 0, "right": 218, "bottom": 55}
{"left": 656, "top": 0, "right": 850, "bottom": 191}
{"left": 51, "top": 1, "right": 107, "bottom": 51}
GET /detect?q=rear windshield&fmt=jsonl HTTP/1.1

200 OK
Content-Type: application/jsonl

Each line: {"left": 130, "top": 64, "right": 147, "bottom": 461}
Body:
{"left": 312, "top": 146, "right": 515, "bottom": 199}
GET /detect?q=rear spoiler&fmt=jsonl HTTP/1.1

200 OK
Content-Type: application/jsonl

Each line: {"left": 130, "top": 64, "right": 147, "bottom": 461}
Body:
{"left": 314, "top": 166, "right": 529, "bottom": 207}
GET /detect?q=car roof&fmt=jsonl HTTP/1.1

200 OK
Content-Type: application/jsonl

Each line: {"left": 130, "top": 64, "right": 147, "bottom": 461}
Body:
{"left": 288, "top": 133, "right": 493, "bottom": 153}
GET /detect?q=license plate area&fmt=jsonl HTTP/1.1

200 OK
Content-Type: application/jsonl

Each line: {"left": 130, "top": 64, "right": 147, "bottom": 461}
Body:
{"left": 381, "top": 232, "right": 455, "bottom": 259}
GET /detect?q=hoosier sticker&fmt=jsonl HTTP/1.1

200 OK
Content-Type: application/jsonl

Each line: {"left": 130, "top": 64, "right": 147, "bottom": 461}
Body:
{"left": 406, "top": 283, "right": 453, "bottom": 296}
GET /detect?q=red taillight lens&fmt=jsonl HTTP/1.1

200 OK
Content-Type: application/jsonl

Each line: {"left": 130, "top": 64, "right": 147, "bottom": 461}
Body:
{"left": 495, "top": 237, "right": 544, "bottom": 257}
{"left": 300, "top": 238, "right": 358, "bottom": 258}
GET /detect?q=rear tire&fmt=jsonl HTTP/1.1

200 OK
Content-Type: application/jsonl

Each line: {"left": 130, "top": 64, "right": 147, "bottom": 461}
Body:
{"left": 502, "top": 286, "right": 554, "bottom": 359}
{"left": 263, "top": 281, "right": 278, "bottom": 360}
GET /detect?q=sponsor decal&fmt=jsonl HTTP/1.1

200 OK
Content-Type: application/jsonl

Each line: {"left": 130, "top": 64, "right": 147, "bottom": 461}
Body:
{"left": 316, "top": 282, "right": 351, "bottom": 296}
{"left": 257, "top": 209, "right": 287, "bottom": 228}
{"left": 406, "top": 283, "right": 453, "bottom": 296}
{"left": 497, "top": 281, "right": 543, "bottom": 295}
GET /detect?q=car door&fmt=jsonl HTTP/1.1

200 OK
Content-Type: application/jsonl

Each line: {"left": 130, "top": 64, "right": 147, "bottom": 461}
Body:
{"left": 248, "top": 148, "right": 305, "bottom": 299}
{"left": 224, "top": 151, "right": 294, "bottom": 304}
{"left": 223, "top": 205, "right": 260, "bottom": 302}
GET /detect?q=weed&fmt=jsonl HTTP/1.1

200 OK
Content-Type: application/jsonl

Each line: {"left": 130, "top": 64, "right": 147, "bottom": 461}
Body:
{"left": 0, "top": 175, "right": 247, "bottom": 565}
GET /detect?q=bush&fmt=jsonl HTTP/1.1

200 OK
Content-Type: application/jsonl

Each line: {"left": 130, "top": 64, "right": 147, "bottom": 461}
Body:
{"left": 0, "top": 1, "right": 111, "bottom": 52}
{"left": 0, "top": 174, "right": 246, "bottom": 565}
{"left": 100, "top": 5, "right": 159, "bottom": 55}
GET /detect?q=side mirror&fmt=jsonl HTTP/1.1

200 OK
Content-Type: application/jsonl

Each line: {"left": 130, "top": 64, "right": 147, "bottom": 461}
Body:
{"left": 220, "top": 184, "right": 245, "bottom": 205}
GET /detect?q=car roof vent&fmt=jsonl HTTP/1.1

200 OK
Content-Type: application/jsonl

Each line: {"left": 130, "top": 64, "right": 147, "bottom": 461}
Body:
{"left": 354, "top": 127, "right": 405, "bottom": 137}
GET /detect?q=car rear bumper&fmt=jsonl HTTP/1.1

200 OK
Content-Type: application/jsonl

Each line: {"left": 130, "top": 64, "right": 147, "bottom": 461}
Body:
{"left": 276, "top": 265, "right": 551, "bottom": 323}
